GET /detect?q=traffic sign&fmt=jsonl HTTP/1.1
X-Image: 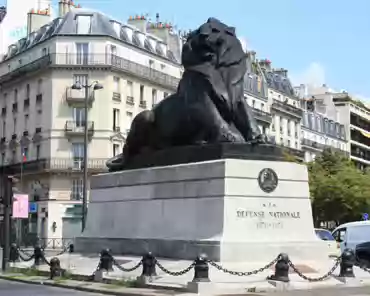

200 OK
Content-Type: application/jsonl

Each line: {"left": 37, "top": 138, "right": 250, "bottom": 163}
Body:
{"left": 29, "top": 202, "right": 37, "bottom": 213}
{"left": 363, "top": 213, "right": 369, "bottom": 221}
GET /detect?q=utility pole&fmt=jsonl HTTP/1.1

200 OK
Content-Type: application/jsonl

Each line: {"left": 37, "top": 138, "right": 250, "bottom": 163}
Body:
{"left": 2, "top": 176, "right": 14, "bottom": 271}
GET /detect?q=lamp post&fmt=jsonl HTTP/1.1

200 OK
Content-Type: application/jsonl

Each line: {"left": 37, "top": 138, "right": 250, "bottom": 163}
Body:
{"left": 71, "top": 81, "right": 103, "bottom": 232}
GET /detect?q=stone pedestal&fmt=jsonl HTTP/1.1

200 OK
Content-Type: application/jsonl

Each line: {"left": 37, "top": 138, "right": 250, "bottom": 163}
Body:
{"left": 76, "top": 157, "right": 328, "bottom": 262}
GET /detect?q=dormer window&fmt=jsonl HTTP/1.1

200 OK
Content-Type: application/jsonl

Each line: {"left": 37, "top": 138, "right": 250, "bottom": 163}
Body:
{"left": 76, "top": 15, "right": 92, "bottom": 34}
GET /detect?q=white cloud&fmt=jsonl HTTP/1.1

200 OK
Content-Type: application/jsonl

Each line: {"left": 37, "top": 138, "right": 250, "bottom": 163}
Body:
{"left": 290, "top": 62, "right": 326, "bottom": 88}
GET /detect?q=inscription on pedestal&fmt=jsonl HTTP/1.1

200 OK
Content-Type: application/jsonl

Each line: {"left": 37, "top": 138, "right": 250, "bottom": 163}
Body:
{"left": 236, "top": 202, "right": 301, "bottom": 229}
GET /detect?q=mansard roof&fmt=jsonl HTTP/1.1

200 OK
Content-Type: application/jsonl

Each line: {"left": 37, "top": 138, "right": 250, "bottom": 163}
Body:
{"left": 2, "top": 9, "right": 179, "bottom": 63}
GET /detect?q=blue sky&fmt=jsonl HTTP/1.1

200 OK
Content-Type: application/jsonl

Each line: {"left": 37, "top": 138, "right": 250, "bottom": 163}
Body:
{"left": 25, "top": 0, "right": 370, "bottom": 98}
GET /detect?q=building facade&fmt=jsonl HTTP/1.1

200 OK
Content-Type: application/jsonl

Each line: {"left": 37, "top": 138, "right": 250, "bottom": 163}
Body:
{"left": 258, "top": 59, "right": 304, "bottom": 160}
{"left": 244, "top": 51, "right": 272, "bottom": 134}
{"left": 0, "top": 5, "right": 182, "bottom": 243}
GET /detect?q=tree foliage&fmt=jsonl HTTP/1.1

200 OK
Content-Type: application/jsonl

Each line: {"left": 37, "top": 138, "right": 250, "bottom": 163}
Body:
{"left": 308, "top": 149, "right": 370, "bottom": 227}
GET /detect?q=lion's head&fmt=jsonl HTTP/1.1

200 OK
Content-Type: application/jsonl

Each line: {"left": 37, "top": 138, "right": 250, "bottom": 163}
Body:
{"left": 181, "top": 18, "right": 246, "bottom": 70}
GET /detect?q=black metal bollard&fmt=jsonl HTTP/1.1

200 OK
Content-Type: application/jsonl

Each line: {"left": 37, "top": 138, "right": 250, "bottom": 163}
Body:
{"left": 267, "top": 253, "right": 290, "bottom": 282}
{"left": 141, "top": 252, "right": 157, "bottom": 277}
{"left": 339, "top": 248, "right": 355, "bottom": 278}
{"left": 9, "top": 243, "right": 19, "bottom": 262}
{"left": 192, "top": 254, "right": 210, "bottom": 282}
{"left": 50, "top": 257, "right": 61, "bottom": 279}
{"left": 99, "top": 249, "right": 113, "bottom": 271}
{"left": 34, "top": 245, "right": 43, "bottom": 266}
{"left": 69, "top": 244, "right": 74, "bottom": 253}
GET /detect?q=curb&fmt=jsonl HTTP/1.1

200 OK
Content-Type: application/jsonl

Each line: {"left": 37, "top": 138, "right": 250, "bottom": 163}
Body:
{"left": 0, "top": 275, "right": 167, "bottom": 296}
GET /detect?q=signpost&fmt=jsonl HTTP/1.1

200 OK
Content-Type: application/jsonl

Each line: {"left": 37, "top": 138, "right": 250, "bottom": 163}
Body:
{"left": 12, "top": 194, "right": 29, "bottom": 218}
{"left": 363, "top": 213, "right": 369, "bottom": 221}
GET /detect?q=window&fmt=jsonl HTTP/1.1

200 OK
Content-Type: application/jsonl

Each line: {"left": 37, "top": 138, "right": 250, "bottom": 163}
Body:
{"left": 149, "top": 60, "right": 154, "bottom": 67}
{"left": 110, "top": 45, "right": 117, "bottom": 55}
{"left": 261, "top": 103, "right": 264, "bottom": 111}
{"left": 2, "top": 120, "right": 5, "bottom": 137}
{"left": 37, "top": 79, "right": 43, "bottom": 94}
{"left": 71, "top": 179, "right": 83, "bottom": 200}
{"left": 127, "top": 81, "right": 133, "bottom": 98}
{"left": 24, "top": 114, "right": 29, "bottom": 130}
{"left": 72, "top": 143, "right": 84, "bottom": 169}
{"left": 287, "top": 120, "right": 291, "bottom": 135}
{"left": 332, "top": 228, "right": 346, "bottom": 243}
{"left": 113, "top": 108, "right": 120, "bottom": 131}
{"left": 76, "top": 43, "right": 89, "bottom": 64}
{"left": 14, "top": 89, "right": 18, "bottom": 101}
{"left": 126, "top": 111, "right": 133, "bottom": 128}
{"left": 152, "top": 89, "right": 157, "bottom": 106}
{"left": 73, "top": 108, "right": 85, "bottom": 127}
{"left": 42, "top": 48, "right": 47, "bottom": 56}
{"left": 76, "top": 15, "right": 92, "bottom": 34}
{"left": 36, "top": 109, "right": 42, "bottom": 127}
{"left": 288, "top": 140, "right": 291, "bottom": 147}
{"left": 13, "top": 118, "right": 16, "bottom": 134}
{"left": 140, "top": 85, "right": 144, "bottom": 102}
{"left": 161, "top": 64, "right": 165, "bottom": 70}
{"left": 113, "top": 144, "right": 120, "bottom": 156}
{"left": 11, "top": 150, "right": 16, "bottom": 162}
{"left": 22, "top": 147, "right": 29, "bottom": 161}
{"left": 73, "top": 74, "right": 87, "bottom": 87}
{"left": 36, "top": 144, "right": 41, "bottom": 159}
{"left": 252, "top": 100, "right": 255, "bottom": 108}
{"left": 113, "top": 76, "right": 120, "bottom": 93}
{"left": 26, "top": 84, "right": 30, "bottom": 98}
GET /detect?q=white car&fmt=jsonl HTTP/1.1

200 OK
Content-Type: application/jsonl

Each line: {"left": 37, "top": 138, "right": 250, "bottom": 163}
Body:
{"left": 315, "top": 228, "right": 341, "bottom": 257}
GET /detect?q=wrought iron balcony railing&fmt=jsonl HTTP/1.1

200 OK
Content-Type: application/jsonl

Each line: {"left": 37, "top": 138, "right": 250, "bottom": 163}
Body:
{"left": 64, "top": 120, "right": 94, "bottom": 136}
{"left": 0, "top": 157, "right": 108, "bottom": 174}
{"left": 0, "top": 53, "right": 180, "bottom": 90}
{"left": 252, "top": 108, "right": 272, "bottom": 124}
{"left": 272, "top": 99, "right": 303, "bottom": 118}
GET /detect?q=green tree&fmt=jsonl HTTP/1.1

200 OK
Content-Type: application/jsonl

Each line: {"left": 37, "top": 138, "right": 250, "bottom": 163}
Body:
{"left": 308, "top": 149, "right": 370, "bottom": 227}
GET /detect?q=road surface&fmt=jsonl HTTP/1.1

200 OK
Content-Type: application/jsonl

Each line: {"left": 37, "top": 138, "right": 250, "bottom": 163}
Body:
{"left": 260, "top": 286, "right": 370, "bottom": 296}
{"left": 0, "top": 279, "right": 105, "bottom": 296}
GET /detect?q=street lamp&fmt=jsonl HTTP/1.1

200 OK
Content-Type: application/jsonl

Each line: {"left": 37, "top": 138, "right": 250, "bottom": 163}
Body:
{"left": 71, "top": 80, "right": 103, "bottom": 232}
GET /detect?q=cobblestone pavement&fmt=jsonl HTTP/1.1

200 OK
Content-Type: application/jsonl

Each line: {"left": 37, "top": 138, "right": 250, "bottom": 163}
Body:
{"left": 0, "top": 279, "right": 105, "bottom": 296}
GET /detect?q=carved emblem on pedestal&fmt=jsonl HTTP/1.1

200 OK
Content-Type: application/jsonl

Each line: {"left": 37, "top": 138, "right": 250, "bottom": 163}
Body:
{"left": 258, "top": 168, "right": 278, "bottom": 193}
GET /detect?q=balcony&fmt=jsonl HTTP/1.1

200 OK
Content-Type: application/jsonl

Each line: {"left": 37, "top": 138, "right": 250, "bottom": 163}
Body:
{"left": 36, "top": 94, "right": 42, "bottom": 104}
{"left": 126, "top": 96, "right": 134, "bottom": 105}
{"left": 112, "top": 92, "right": 121, "bottom": 102}
{"left": 0, "top": 157, "right": 108, "bottom": 175}
{"left": 64, "top": 121, "right": 94, "bottom": 138}
{"left": 65, "top": 87, "right": 94, "bottom": 107}
{"left": 302, "top": 138, "right": 349, "bottom": 157}
{"left": 252, "top": 108, "right": 272, "bottom": 124}
{"left": 0, "top": 53, "right": 180, "bottom": 90}
{"left": 272, "top": 99, "right": 303, "bottom": 119}
{"left": 139, "top": 100, "right": 147, "bottom": 109}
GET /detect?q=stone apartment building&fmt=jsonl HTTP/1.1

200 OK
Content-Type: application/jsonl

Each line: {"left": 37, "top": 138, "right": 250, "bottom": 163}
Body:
{"left": 0, "top": 4, "right": 182, "bottom": 243}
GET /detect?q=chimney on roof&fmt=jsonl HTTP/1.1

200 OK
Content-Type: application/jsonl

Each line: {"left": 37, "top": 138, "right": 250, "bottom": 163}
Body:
{"left": 273, "top": 68, "right": 288, "bottom": 77}
{"left": 59, "top": 0, "right": 80, "bottom": 17}
{"left": 27, "top": 6, "right": 51, "bottom": 34}
{"left": 127, "top": 14, "right": 148, "bottom": 33}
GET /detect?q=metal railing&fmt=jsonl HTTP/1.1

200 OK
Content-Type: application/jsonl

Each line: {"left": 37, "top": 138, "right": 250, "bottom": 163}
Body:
{"left": 65, "top": 120, "right": 94, "bottom": 133}
{"left": 0, "top": 157, "right": 108, "bottom": 174}
{"left": 0, "top": 53, "right": 180, "bottom": 90}
{"left": 252, "top": 108, "right": 272, "bottom": 123}
{"left": 272, "top": 99, "right": 303, "bottom": 118}
{"left": 66, "top": 87, "right": 94, "bottom": 104}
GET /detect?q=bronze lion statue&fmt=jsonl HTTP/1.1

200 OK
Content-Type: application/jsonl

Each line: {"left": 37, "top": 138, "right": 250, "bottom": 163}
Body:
{"left": 107, "top": 17, "right": 265, "bottom": 171}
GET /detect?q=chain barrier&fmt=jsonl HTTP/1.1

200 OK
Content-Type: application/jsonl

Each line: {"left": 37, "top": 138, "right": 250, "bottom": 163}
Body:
{"left": 207, "top": 256, "right": 280, "bottom": 276}
{"left": 288, "top": 257, "right": 341, "bottom": 282}
{"left": 112, "top": 257, "right": 142, "bottom": 272}
{"left": 18, "top": 249, "right": 35, "bottom": 262}
{"left": 18, "top": 248, "right": 33, "bottom": 258}
{"left": 41, "top": 254, "right": 51, "bottom": 266}
{"left": 155, "top": 259, "right": 196, "bottom": 276}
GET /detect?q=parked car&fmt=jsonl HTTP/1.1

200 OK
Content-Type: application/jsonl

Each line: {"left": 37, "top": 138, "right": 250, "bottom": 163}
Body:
{"left": 355, "top": 241, "right": 370, "bottom": 268}
{"left": 332, "top": 221, "right": 370, "bottom": 253}
{"left": 315, "top": 228, "right": 341, "bottom": 257}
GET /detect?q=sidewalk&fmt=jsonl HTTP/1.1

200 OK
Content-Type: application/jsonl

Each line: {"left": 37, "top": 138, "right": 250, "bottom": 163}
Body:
{"left": 9, "top": 252, "right": 370, "bottom": 294}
